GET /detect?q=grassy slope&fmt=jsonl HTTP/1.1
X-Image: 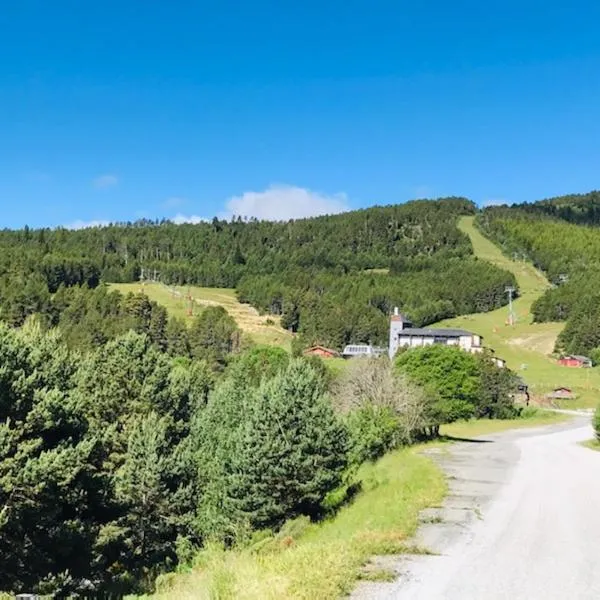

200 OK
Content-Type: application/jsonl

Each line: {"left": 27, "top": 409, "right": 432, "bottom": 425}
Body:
{"left": 441, "top": 409, "right": 568, "bottom": 438}
{"left": 109, "top": 282, "right": 293, "bottom": 349}
{"left": 437, "top": 216, "right": 600, "bottom": 408}
{"left": 147, "top": 449, "right": 445, "bottom": 600}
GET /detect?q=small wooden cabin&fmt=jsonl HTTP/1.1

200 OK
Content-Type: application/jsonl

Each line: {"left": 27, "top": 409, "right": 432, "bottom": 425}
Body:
{"left": 558, "top": 355, "right": 592, "bottom": 368}
{"left": 303, "top": 346, "right": 340, "bottom": 359}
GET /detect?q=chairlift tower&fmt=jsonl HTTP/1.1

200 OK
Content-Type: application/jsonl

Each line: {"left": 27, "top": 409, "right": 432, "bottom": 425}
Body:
{"left": 505, "top": 286, "right": 516, "bottom": 326}
{"left": 187, "top": 287, "right": 194, "bottom": 317}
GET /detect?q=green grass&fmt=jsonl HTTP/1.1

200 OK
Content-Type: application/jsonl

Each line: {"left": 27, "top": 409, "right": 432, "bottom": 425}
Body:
{"left": 436, "top": 217, "right": 600, "bottom": 408}
{"left": 145, "top": 448, "right": 446, "bottom": 600}
{"left": 581, "top": 439, "right": 600, "bottom": 451}
{"left": 441, "top": 409, "right": 569, "bottom": 439}
{"left": 109, "top": 282, "right": 293, "bottom": 349}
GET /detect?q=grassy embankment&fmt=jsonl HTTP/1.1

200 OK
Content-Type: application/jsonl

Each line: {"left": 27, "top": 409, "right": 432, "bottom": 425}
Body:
{"left": 581, "top": 439, "right": 600, "bottom": 451}
{"left": 437, "top": 216, "right": 600, "bottom": 408}
{"left": 109, "top": 282, "right": 293, "bottom": 350}
{"left": 142, "top": 410, "right": 565, "bottom": 600}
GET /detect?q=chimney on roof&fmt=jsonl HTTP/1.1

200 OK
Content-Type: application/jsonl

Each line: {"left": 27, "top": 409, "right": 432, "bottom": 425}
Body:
{"left": 389, "top": 307, "right": 410, "bottom": 359}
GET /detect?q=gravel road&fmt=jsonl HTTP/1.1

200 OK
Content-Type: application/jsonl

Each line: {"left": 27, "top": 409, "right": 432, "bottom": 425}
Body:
{"left": 353, "top": 415, "right": 600, "bottom": 600}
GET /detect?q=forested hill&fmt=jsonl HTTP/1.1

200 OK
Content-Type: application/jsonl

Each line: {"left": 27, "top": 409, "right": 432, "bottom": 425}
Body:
{"left": 0, "top": 198, "right": 517, "bottom": 350}
{"left": 2, "top": 197, "right": 476, "bottom": 286}
{"left": 511, "top": 190, "right": 600, "bottom": 226}
{"left": 477, "top": 200, "right": 600, "bottom": 357}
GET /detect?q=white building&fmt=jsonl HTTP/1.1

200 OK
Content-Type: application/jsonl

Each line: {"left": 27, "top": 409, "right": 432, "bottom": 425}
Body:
{"left": 342, "top": 344, "right": 387, "bottom": 359}
{"left": 388, "top": 309, "right": 483, "bottom": 359}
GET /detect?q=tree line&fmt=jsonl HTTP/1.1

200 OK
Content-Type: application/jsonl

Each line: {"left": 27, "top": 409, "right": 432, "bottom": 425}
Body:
{"left": 238, "top": 257, "right": 516, "bottom": 350}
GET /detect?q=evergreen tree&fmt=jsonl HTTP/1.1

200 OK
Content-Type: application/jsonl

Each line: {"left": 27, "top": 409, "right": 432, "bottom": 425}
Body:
{"left": 196, "top": 360, "right": 349, "bottom": 539}
{"left": 114, "top": 412, "right": 173, "bottom": 585}
{"left": 0, "top": 325, "right": 102, "bottom": 595}
{"left": 166, "top": 316, "right": 191, "bottom": 357}
{"left": 189, "top": 306, "right": 240, "bottom": 365}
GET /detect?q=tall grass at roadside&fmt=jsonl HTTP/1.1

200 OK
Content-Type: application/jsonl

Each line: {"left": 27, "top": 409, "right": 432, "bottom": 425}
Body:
{"left": 145, "top": 449, "right": 446, "bottom": 600}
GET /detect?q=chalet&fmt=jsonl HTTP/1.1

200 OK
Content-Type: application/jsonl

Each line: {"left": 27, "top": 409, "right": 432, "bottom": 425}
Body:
{"left": 303, "top": 346, "right": 340, "bottom": 359}
{"left": 388, "top": 309, "right": 483, "bottom": 359}
{"left": 545, "top": 387, "right": 576, "bottom": 400}
{"left": 558, "top": 355, "right": 593, "bottom": 368}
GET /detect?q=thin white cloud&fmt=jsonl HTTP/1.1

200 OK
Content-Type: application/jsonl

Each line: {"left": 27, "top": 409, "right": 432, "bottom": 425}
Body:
{"left": 64, "top": 219, "right": 111, "bottom": 230}
{"left": 223, "top": 184, "right": 350, "bottom": 221}
{"left": 93, "top": 174, "right": 119, "bottom": 189}
{"left": 163, "top": 196, "right": 186, "bottom": 209}
{"left": 170, "top": 213, "right": 207, "bottom": 225}
{"left": 482, "top": 198, "right": 509, "bottom": 207}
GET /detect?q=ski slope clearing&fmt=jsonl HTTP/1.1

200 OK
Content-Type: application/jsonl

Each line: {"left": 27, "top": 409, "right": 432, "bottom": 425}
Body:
{"left": 437, "top": 216, "right": 600, "bottom": 407}
{"left": 109, "top": 282, "right": 293, "bottom": 349}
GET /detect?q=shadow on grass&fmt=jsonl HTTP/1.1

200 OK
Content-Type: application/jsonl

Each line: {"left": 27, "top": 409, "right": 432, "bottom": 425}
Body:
{"left": 440, "top": 435, "right": 493, "bottom": 444}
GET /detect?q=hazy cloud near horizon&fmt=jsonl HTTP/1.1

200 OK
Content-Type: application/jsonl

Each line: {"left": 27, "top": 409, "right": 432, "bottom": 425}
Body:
{"left": 65, "top": 219, "right": 111, "bottom": 230}
{"left": 222, "top": 185, "right": 350, "bottom": 221}
{"left": 481, "top": 198, "right": 510, "bottom": 207}
{"left": 64, "top": 184, "right": 352, "bottom": 229}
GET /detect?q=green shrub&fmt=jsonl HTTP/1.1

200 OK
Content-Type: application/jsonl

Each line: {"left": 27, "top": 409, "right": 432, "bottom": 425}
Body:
{"left": 519, "top": 406, "right": 540, "bottom": 419}
{"left": 346, "top": 406, "right": 401, "bottom": 466}
{"left": 594, "top": 404, "right": 600, "bottom": 442}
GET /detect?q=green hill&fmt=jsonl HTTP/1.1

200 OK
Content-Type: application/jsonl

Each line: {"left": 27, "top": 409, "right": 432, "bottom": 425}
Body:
{"left": 437, "top": 216, "right": 600, "bottom": 407}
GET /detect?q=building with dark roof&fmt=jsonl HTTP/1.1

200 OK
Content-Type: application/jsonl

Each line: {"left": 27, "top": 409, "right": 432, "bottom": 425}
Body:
{"left": 388, "top": 308, "right": 483, "bottom": 359}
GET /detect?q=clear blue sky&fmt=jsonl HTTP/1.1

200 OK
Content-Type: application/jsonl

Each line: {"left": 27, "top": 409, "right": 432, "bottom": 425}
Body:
{"left": 2, "top": 1, "right": 600, "bottom": 228}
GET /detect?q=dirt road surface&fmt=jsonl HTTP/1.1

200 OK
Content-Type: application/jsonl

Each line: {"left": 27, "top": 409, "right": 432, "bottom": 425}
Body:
{"left": 354, "top": 416, "right": 600, "bottom": 600}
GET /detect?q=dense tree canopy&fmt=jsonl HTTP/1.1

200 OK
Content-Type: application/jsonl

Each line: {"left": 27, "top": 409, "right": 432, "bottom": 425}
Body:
{"left": 395, "top": 345, "right": 519, "bottom": 430}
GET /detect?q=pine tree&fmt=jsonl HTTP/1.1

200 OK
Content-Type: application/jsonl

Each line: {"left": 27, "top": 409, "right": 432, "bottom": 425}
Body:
{"left": 114, "top": 412, "right": 173, "bottom": 579}
{"left": 196, "top": 360, "right": 349, "bottom": 539}
{"left": 0, "top": 325, "right": 102, "bottom": 595}
{"left": 165, "top": 316, "right": 190, "bottom": 357}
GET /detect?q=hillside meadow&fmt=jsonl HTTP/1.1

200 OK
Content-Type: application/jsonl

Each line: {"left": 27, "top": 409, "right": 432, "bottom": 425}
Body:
{"left": 437, "top": 217, "right": 600, "bottom": 408}
{"left": 109, "top": 282, "right": 293, "bottom": 349}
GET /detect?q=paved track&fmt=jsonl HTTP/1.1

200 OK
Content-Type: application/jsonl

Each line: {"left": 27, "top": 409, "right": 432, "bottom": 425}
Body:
{"left": 354, "top": 416, "right": 600, "bottom": 600}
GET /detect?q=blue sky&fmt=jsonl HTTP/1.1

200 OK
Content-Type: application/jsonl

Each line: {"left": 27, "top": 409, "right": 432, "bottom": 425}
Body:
{"left": 2, "top": 1, "right": 600, "bottom": 228}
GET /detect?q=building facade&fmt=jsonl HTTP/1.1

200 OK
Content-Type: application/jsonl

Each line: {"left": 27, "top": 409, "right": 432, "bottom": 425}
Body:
{"left": 388, "top": 308, "right": 483, "bottom": 359}
{"left": 303, "top": 346, "right": 340, "bottom": 359}
{"left": 342, "top": 344, "right": 387, "bottom": 359}
{"left": 558, "top": 355, "right": 592, "bottom": 368}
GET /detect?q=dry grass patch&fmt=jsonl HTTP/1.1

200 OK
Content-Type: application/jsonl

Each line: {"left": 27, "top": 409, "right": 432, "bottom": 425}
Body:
{"left": 109, "top": 282, "right": 293, "bottom": 349}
